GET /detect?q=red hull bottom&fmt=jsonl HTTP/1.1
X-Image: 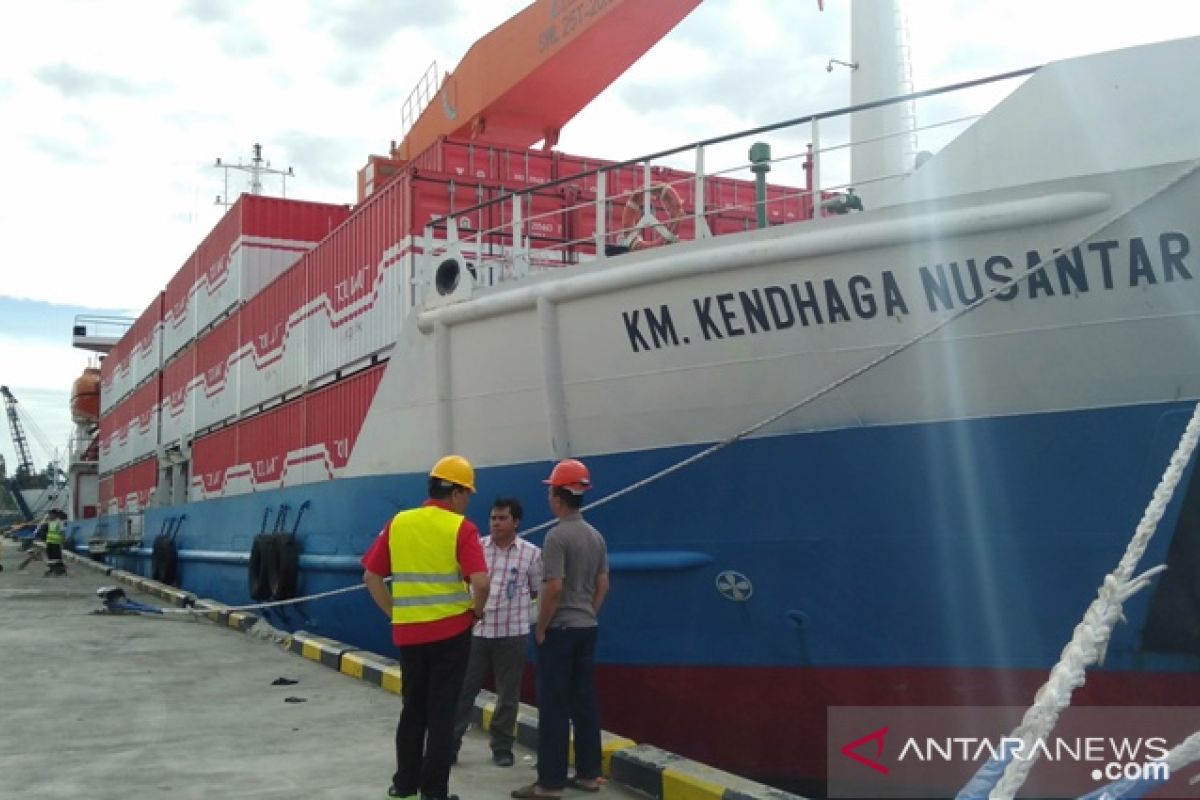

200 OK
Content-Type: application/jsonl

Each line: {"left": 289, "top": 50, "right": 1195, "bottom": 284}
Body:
{"left": 587, "top": 665, "right": 1200, "bottom": 790}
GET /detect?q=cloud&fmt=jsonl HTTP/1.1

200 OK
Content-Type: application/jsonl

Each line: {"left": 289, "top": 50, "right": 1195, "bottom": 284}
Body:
{"left": 180, "top": 0, "right": 236, "bottom": 24}
{"left": 35, "top": 63, "right": 150, "bottom": 99}
{"left": 275, "top": 130, "right": 361, "bottom": 188}
{"left": 315, "top": 0, "right": 455, "bottom": 51}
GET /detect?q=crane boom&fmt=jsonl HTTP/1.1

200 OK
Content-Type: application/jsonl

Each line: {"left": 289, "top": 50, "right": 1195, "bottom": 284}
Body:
{"left": 392, "top": 0, "right": 703, "bottom": 161}
{"left": 0, "top": 386, "right": 35, "bottom": 482}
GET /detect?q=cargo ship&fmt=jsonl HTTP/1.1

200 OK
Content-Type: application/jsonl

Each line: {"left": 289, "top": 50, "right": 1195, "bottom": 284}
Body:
{"left": 59, "top": 1, "right": 1200, "bottom": 791}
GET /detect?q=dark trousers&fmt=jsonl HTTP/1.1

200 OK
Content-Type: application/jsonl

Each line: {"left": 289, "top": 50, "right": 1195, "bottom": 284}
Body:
{"left": 45, "top": 542, "right": 65, "bottom": 573}
{"left": 393, "top": 628, "right": 472, "bottom": 799}
{"left": 536, "top": 626, "right": 601, "bottom": 790}
{"left": 452, "top": 634, "right": 528, "bottom": 753}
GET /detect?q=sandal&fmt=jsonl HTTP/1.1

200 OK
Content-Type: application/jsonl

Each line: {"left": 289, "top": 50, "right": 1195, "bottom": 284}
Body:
{"left": 567, "top": 777, "right": 602, "bottom": 793}
{"left": 511, "top": 784, "right": 563, "bottom": 799}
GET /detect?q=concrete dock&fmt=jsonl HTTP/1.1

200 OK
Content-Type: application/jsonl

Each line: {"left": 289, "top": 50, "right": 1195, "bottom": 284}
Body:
{"left": 0, "top": 544, "right": 635, "bottom": 800}
{"left": 0, "top": 541, "right": 801, "bottom": 800}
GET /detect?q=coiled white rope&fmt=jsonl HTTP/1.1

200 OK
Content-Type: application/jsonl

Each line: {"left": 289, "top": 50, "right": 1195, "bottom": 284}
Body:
{"left": 985, "top": 401, "right": 1200, "bottom": 799}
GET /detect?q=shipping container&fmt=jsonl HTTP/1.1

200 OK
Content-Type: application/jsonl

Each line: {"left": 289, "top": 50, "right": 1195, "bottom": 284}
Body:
{"left": 98, "top": 402, "right": 117, "bottom": 473}
{"left": 234, "top": 398, "right": 306, "bottom": 494}
{"left": 190, "top": 425, "right": 239, "bottom": 501}
{"left": 496, "top": 147, "right": 554, "bottom": 186}
{"left": 130, "top": 292, "right": 164, "bottom": 390}
{"left": 300, "top": 363, "right": 384, "bottom": 485}
{"left": 107, "top": 395, "right": 132, "bottom": 472}
{"left": 412, "top": 137, "right": 498, "bottom": 181}
{"left": 163, "top": 251, "right": 198, "bottom": 360}
{"left": 304, "top": 174, "right": 409, "bottom": 383}
{"left": 113, "top": 457, "right": 158, "bottom": 512}
{"left": 99, "top": 337, "right": 134, "bottom": 414}
{"left": 239, "top": 262, "right": 306, "bottom": 414}
{"left": 160, "top": 347, "right": 195, "bottom": 447}
{"left": 98, "top": 474, "right": 114, "bottom": 513}
{"left": 127, "top": 376, "right": 161, "bottom": 463}
{"left": 193, "top": 312, "right": 241, "bottom": 432}
{"left": 195, "top": 194, "right": 350, "bottom": 336}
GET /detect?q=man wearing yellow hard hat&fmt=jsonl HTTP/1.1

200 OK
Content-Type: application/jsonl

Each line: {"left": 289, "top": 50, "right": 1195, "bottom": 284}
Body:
{"left": 363, "top": 455, "right": 489, "bottom": 800}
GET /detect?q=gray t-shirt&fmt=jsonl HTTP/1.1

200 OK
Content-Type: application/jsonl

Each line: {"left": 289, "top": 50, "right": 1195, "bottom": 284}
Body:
{"left": 542, "top": 512, "right": 608, "bottom": 628}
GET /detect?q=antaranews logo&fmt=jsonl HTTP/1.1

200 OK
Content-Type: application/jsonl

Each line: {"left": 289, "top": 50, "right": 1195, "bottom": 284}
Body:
{"left": 840, "top": 726, "right": 890, "bottom": 775}
{"left": 829, "top": 707, "right": 1193, "bottom": 800}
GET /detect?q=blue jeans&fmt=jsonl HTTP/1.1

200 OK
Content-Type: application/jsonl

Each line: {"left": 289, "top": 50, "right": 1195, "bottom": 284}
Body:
{"left": 536, "top": 626, "right": 601, "bottom": 790}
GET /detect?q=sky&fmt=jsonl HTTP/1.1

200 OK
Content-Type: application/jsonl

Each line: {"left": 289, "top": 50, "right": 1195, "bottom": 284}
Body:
{"left": 1, "top": 0, "right": 1199, "bottom": 477}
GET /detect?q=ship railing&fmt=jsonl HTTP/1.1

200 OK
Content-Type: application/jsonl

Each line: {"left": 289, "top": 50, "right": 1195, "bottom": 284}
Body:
{"left": 419, "top": 65, "right": 1039, "bottom": 297}
{"left": 398, "top": 61, "right": 440, "bottom": 145}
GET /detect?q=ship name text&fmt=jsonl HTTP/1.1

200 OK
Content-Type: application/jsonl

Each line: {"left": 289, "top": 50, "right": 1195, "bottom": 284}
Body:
{"left": 621, "top": 233, "right": 1192, "bottom": 353}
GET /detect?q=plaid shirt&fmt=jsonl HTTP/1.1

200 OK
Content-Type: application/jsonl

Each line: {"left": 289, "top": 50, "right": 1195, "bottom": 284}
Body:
{"left": 475, "top": 535, "right": 542, "bottom": 639}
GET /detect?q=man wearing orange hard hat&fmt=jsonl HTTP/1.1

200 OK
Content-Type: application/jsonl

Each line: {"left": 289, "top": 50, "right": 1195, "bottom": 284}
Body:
{"left": 513, "top": 458, "right": 610, "bottom": 799}
{"left": 363, "top": 454, "right": 489, "bottom": 800}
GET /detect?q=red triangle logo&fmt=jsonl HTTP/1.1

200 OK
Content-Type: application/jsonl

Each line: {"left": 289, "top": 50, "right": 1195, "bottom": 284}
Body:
{"left": 840, "top": 726, "right": 890, "bottom": 775}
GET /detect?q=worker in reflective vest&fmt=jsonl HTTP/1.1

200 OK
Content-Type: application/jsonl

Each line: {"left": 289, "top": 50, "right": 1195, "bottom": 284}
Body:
{"left": 44, "top": 510, "right": 67, "bottom": 576}
{"left": 362, "top": 455, "right": 489, "bottom": 800}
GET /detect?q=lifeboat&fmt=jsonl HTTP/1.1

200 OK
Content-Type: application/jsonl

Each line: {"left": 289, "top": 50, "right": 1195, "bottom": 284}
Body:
{"left": 70, "top": 367, "right": 101, "bottom": 425}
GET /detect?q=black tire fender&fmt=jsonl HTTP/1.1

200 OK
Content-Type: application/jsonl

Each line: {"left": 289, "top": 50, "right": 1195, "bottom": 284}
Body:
{"left": 268, "top": 534, "right": 301, "bottom": 600}
{"left": 154, "top": 536, "right": 179, "bottom": 586}
{"left": 151, "top": 535, "right": 166, "bottom": 582}
{"left": 248, "top": 534, "right": 273, "bottom": 601}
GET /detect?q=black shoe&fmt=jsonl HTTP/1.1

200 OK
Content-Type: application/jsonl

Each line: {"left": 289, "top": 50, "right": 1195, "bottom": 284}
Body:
{"left": 419, "top": 794, "right": 459, "bottom": 800}
{"left": 386, "top": 788, "right": 416, "bottom": 799}
{"left": 493, "top": 750, "right": 515, "bottom": 767}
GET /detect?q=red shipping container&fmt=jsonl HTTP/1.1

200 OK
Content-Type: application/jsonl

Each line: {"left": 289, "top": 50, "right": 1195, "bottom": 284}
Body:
{"left": 128, "top": 377, "right": 161, "bottom": 462}
{"left": 496, "top": 148, "right": 554, "bottom": 186}
{"left": 239, "top": 262, "right": 306, "bottom": 413}
{"left": 413, "top": 137, "right": 497, "bottom": 181}
{"left": 238, "top": 398, "right": 305, "bottom": 490}
{"left": 130, "top": 292, "right": 164, "bottom": 389}
{"left": 113, "top": 457, "right": 158, "bottom": 511}
{"left": 192, "top": 425, "right": 239, "bottom": 500}
{"left": 98, "top": 474, "right": 114, "bottom": 511}
{"left": 193, "top": 312, "right": 240, "bottom": 432}
{"left": 164, "top": 251, "right": 198, "bottom": 359}
{"left": 305, "top": 174, "right": 409, "bottom": 382}
{"left": 302, "top": 364, "right": 385, "bottom": 484}
{"left": 160, "top": 347, "right": 195, "bottom": 446}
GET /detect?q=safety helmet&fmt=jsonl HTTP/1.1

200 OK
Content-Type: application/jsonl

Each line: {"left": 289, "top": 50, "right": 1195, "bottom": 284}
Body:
{"left": 430, "top": 454, "right": 476, "bottom": 493}
{"left": 543, "top": 458, "right": 591, "bottom": 494}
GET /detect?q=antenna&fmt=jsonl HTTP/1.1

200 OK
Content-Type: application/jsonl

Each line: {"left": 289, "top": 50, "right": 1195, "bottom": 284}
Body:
{"left": 826, "top": 58, "right": 859, "bottom": 73}
{"left": 213, "top": 143, "right": 296, "bottom": 208}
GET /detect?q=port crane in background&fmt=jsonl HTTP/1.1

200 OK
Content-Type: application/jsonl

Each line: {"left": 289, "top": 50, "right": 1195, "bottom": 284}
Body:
{"left": 1, "top": 385, "right": 65, "bottom": 522}
{"left": 372, "top": 0, "right": 702, "bottom": 181}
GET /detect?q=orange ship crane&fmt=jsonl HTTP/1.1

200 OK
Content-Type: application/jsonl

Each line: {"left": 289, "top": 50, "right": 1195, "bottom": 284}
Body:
{"left": 391, "top": 0, "right": 703, "bottom": 162}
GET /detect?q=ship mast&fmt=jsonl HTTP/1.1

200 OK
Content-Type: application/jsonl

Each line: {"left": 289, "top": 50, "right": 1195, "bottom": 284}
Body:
{"left": 213, "top": 143, "right": 295, "bottom": 208}
{"left": 848, "top": 0, "right": 915, "bottom": 208}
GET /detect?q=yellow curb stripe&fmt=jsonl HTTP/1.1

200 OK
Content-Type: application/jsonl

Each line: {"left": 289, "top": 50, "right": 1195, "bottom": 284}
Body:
{"left": 340, "top": 652, "right": 366, "bottom": 679}
{"left": 481, "top": 703, "right": 496, "bottom": 731}
{"left": 601, "top": 737, "right": 636, "bottom": 777}
{"left": 301, "top": 640, "right": 324, "bottom": 661}
{"left": 662, "top": 768, "right": 726, "bottom": 800}
{"left": 381, "top": 666, "right": 403, "bottom": 695}
{"left": 227, "top": 611, "right": 250, "bottom": 629}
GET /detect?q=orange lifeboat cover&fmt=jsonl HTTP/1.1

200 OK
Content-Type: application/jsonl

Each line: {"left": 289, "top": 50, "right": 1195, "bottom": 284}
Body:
{"left": 71, "top": 367, "right": 101, "bottom": 424}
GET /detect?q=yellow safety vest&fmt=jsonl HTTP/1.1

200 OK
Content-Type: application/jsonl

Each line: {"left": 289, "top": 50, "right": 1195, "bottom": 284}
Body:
{"left": 46, "top": 520, "right": 63, "bottom": 545}
{"left": 388, "top": 506, "right": 472, "bottom": 625}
